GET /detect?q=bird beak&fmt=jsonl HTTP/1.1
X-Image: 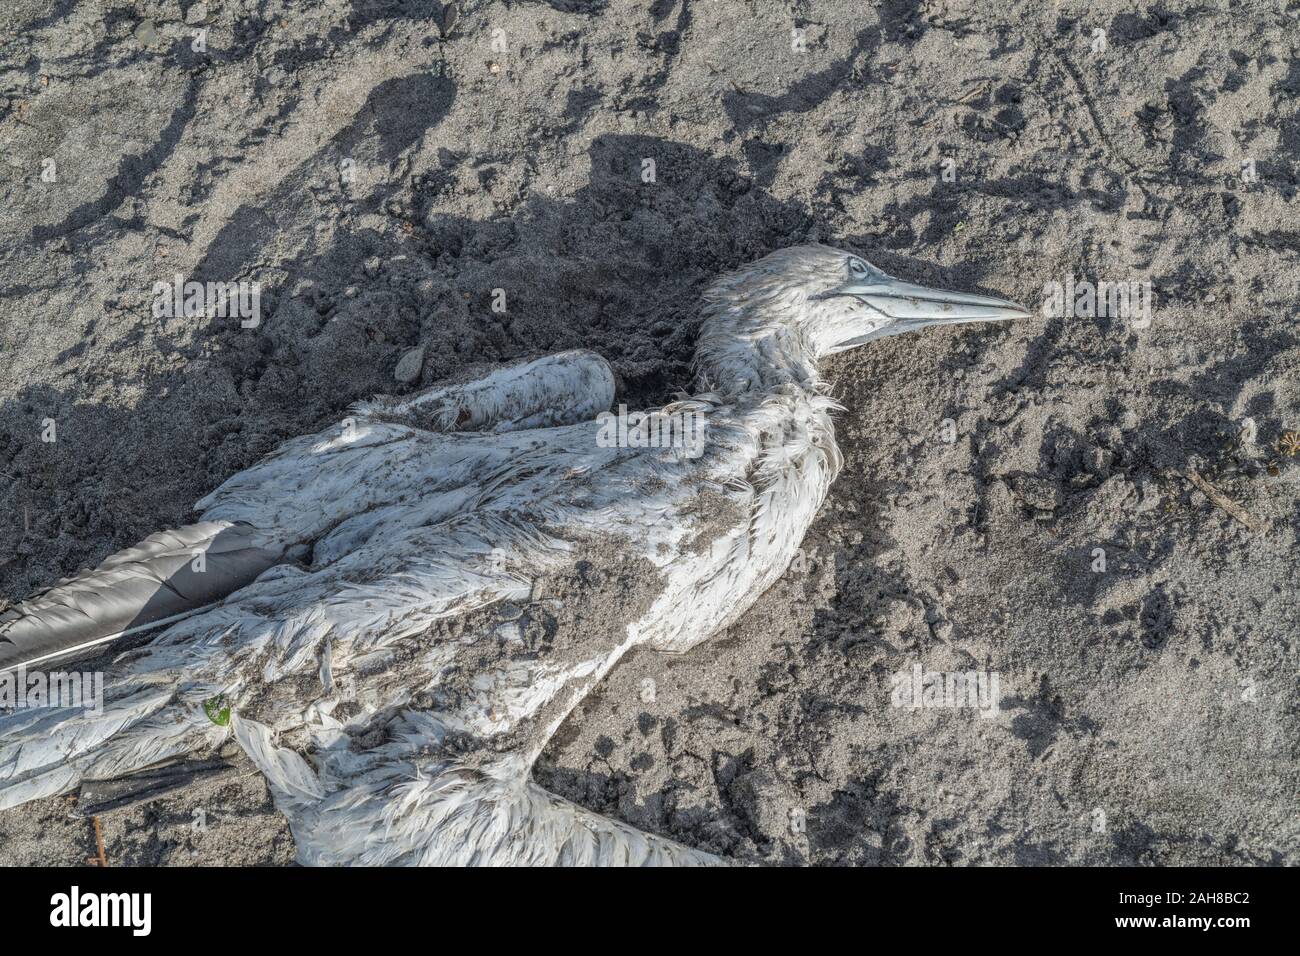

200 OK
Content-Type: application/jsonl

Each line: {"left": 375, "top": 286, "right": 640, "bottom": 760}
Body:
{"left": 831, "top": 274, "right": 1030, "bottom": 343}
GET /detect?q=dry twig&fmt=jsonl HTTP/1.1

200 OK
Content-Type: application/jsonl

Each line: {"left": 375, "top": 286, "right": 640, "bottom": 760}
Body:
{"left": 1180, "top": 468, "right": 1263, "bottom": 532}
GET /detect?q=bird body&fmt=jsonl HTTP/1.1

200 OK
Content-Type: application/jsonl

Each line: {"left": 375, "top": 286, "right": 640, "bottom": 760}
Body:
{"left": 0, "top": 246, "right": 1025, "bottom": 864}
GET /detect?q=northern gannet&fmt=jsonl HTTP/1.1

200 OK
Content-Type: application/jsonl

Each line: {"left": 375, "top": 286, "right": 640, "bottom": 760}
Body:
{"left": 0, "top": 245, "right": 1026, "bottom": 865}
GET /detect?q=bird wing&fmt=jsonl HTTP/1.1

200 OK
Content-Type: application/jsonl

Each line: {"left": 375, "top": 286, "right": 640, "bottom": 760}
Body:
{"left": 357, "top": 349, "right": 616, "bottom": 434}
{"left": 0, "top": 350, "right": 618, "bottom": 675}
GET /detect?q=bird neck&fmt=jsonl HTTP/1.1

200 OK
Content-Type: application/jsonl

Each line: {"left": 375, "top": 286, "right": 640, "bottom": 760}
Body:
{"left": 692, "top": 293, "right": 823, "bottom": 400}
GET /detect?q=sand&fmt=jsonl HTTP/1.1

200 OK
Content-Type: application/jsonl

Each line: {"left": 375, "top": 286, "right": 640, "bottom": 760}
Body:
{"left": 0, "top": 0, "right": 1296, "bottom": 865}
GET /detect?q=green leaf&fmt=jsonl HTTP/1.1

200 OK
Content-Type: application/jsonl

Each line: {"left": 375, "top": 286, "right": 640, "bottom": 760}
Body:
{"left": 203, "top": 695, "right": 231, "bottom": 727}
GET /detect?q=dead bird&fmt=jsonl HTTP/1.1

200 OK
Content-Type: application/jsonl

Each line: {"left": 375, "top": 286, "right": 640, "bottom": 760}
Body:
{"left": 0, "top": 245, "right": 1026, "bottom": 864}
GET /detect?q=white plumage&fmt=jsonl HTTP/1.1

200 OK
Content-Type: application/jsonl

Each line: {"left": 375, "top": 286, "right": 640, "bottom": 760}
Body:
{"left": 0, "top": 245, "right": 1026, "bottom": 865}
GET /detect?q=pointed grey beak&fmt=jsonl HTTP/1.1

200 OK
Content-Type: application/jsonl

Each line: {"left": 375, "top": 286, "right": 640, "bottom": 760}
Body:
{"left": 836, "top": 276, "right": 1030, "bottom": 328}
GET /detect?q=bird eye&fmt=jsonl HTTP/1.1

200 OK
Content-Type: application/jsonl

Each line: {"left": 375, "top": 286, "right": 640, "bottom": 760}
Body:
{"left": 848, "top": 257, "right": 870, "bottom": 278}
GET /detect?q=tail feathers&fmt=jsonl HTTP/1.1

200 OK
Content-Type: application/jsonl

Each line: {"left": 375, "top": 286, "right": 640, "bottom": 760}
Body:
{"left": 254, "top": 710, "right": 723, "bottom": 867}
{"left": 0, "top": 680, "right": 226, "bottom": 812}
{"left": 291, "top": 755, "right": 723, "bottom": 866}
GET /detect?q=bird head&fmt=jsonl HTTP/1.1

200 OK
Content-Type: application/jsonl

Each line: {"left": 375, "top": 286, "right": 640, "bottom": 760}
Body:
{"left": 708, "top": 244, "right": 1029, "bottom": 354}
{"left": 696, "top": 244, "right": 1028, "bottom": 393}
{"left": 807, "top": 245, "right": 1029, "bottom": 353}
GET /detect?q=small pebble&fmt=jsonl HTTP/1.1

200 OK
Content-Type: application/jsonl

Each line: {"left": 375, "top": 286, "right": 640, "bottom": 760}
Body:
{"left": 134, "top": 20, "right": 157, "bottom": 47}
{"left": 394, "top": 346, "right": 426, "bottom": 384}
